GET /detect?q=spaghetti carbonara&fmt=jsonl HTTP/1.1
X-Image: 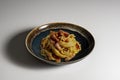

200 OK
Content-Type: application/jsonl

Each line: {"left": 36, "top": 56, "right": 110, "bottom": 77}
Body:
{"left": 41, "top": 30, "right": 81, "bottom": 63}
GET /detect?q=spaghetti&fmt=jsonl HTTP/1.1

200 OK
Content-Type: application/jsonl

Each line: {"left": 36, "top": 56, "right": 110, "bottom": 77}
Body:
{"left": 41, "top": 30, "right": 81, "bottom": 63}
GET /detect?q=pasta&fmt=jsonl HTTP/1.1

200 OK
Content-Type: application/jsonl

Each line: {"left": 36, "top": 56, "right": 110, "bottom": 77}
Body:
{"left": 41, "top": 30, "right": 81, "bottom": 63}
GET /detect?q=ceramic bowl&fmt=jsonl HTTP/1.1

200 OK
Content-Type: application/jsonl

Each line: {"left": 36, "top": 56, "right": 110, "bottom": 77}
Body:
{"left": 25, "top": 22, "right": 95, "bottom": 65}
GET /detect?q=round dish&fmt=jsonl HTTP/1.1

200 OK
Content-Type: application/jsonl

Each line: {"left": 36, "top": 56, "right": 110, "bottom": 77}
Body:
{"left": 25, "top": 22, "right": 95, "bottom": 65}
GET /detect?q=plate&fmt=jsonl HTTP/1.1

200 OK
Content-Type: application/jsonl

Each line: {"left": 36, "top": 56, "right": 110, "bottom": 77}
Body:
{"left": 25, "top": 22, "right": 95, "bottom": 65}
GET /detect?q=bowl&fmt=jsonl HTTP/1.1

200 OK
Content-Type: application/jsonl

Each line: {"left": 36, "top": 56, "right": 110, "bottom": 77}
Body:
{"left": 25, "top": 22, "right": 95, "bottom": 65}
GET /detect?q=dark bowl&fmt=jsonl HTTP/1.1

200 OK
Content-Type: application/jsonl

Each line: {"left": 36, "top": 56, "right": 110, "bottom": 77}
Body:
{"left": 25, "top": 22, "right": 95, "bottom": 65}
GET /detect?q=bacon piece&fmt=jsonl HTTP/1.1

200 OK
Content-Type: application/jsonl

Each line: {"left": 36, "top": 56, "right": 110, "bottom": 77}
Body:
{"left": 50, "top": 31, "right": 59, "bottom": 42}
{"left": 76, "top": 43, "right": 80, "bottom": 49}
{"left": 58, "top": 30, "right": 69, "bottom": 37}
{"left": 50, "top": 39, "right": 55, "bottom": 44}
{"left": 65, "top": 39, "right": 69, "bottom": 42}
{"left": 55, "top": 43, "right": 62, "bottom": 51}
{"left": 52, "top": 54, "right": 61, "bottom": 63}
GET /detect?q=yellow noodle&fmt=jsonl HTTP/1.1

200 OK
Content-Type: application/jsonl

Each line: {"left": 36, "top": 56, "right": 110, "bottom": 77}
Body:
{"left": 41, "top": 30, "right": 81, "bottom": 62}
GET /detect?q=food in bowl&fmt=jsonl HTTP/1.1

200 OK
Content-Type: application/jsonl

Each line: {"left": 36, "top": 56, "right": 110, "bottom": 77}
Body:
{"left": 41, "top": 30, "right": 81, "bottom": 63}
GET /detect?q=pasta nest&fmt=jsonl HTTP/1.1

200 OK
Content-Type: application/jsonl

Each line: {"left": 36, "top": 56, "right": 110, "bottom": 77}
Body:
{"left": 41, "top": 30, "right": 81, "bottom": 63}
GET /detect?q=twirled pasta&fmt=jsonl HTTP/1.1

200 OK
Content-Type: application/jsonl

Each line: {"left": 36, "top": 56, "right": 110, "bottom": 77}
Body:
{"left": 41, "top": 30, "right": 81, "bottom": 63}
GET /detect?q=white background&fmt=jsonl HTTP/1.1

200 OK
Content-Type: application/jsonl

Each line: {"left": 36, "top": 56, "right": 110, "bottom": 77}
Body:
{"left": 0, "top": 0, "right": 120, "bottom": 80}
